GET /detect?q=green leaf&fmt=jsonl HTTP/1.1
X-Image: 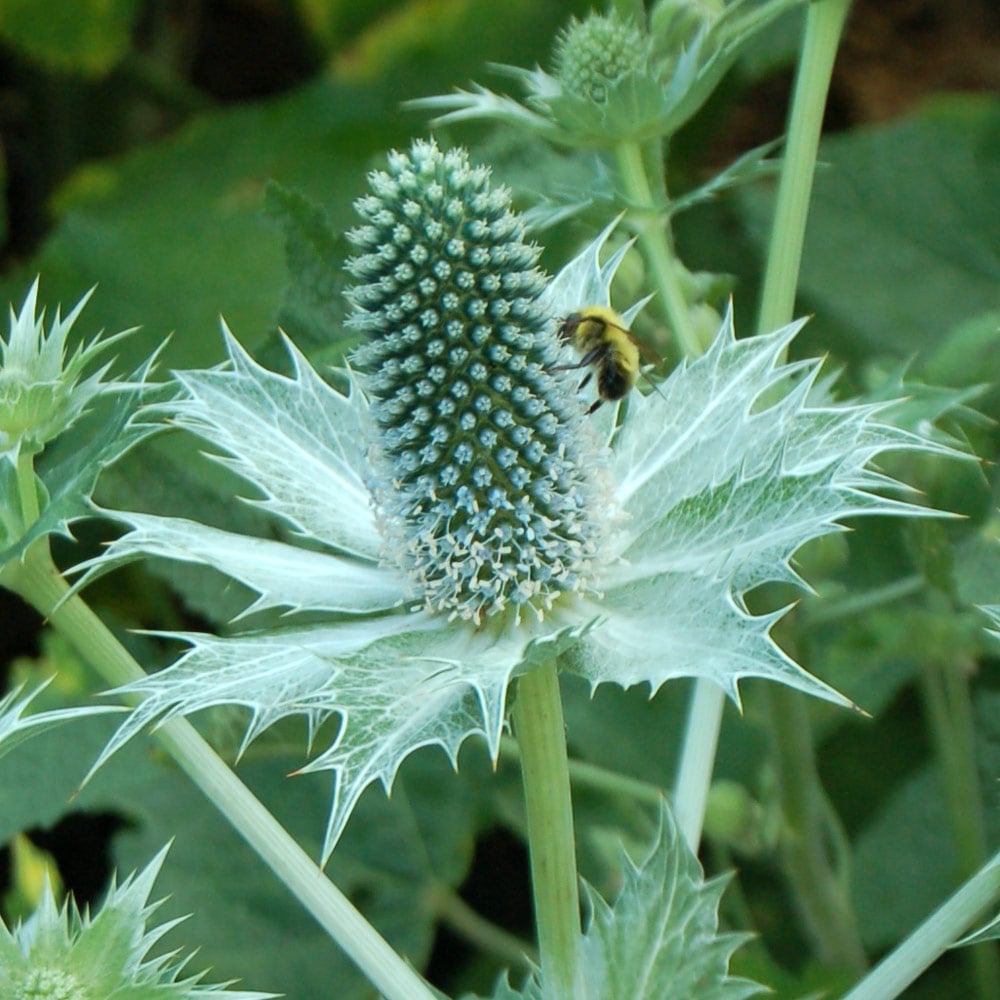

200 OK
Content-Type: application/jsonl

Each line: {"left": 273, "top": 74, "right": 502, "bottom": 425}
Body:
{"left": 109, "top": 748, "right": 483, "bottom": 1000}
{"left": 577, "top": 803, "right": 762, "bottom": 1000}
{"left": 0, "top": 80, "right": 405, "bottom": 377}
{"left": 0, "top": 386, "right": 163, "bottom": 569}
{"left": 0, "top": 843, "right": 275, "bottom": 998}
{"left": 478, "top": 803, "right": 763, "bottom": 999}
{"left": 953, "top": 522, "right": 1000, "bottom": 608}
{"left": 1, "top": 0, "right": 575, "bottom": 377}
{"left": 668, "top": 138, "right": 784, "bottom": 218}
{"left": 852, "top": 765, "right": 957, "bottom": 950}
{"left": 739, "top": 96, "right": 1000, "bottom": 363}
{"left": 0, "top": 707, "right": 486, "bottom": 1000}
{"left": 921, "top": 310, "right": 1000, "bottom": 398}
{"left": 0, "top": 0, "right": 141, "bottom": 77}
{"left": 263, "top": 181, "right": 351, "bottom": 351}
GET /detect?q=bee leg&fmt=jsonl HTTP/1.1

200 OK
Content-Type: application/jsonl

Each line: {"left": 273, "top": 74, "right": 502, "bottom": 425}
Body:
{"left": 585, "top": 398, "right": 604, "bottom": 415}
{"left": 548, "top": 348, "right": 603, "bottom": 372}
{"left": 576, "top": 371, "right": 593, "bottom": 391}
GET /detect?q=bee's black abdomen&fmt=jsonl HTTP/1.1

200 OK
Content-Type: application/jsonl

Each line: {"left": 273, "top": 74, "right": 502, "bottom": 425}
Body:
{"left": 598, "top": 361, "right": 630, "bottom": 401}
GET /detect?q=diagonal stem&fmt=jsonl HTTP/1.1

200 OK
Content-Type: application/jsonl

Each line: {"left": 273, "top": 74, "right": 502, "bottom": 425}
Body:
{"left": 6, "top": 543, "right": 437, "bottom": 1000}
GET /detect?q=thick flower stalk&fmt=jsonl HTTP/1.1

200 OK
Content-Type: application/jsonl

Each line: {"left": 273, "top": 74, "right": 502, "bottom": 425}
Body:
{"left": 75, "top": 141, "right": 962, "bottom": 862}
{"left": 346, "top": 140, "right": 604, "bottom": 625}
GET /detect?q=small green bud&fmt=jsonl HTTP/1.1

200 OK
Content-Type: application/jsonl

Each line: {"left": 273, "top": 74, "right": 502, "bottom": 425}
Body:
{"left": 13, "top": 968, "right": 89, "bottom": 1000}
{"left": 553, "top": 13, "right": 647, "bottom": 104}
{"left": 0, "top": 849, "right": 267, "bottom": 1000}
{"left": 413, "top": 0, "right": 803, "bottom": 146}
{"left": 0, "top": 281, "right": 132, "bottom": 460}
{"left": 704, "top": 779, "right": 770, "bottom": 855}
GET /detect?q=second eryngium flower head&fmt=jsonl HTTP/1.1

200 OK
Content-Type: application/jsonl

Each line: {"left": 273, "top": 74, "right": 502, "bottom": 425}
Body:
{"left": 0, "top": 280, "right": 132, "bottom": 463}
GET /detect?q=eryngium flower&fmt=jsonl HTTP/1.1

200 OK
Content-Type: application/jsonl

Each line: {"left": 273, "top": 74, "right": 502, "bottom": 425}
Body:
{"left": 78, "top": 147, "right": 960, "bottom": 860}
{"left": 347, "top": 140, "right": 604, "bottom": 624}
{"left": 408, "top": 0, "right": 804, "bottom": 146}
{"left": 0, "top": 848, "right": 272, "bottom": 1000}
{"left": 0, "top": 279, "right": 134, "bottom": 462}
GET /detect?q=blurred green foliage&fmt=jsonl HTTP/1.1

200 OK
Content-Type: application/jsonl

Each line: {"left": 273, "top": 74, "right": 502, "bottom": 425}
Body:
{"left": 1, "top": 3, "right": 999, "bottom": 999}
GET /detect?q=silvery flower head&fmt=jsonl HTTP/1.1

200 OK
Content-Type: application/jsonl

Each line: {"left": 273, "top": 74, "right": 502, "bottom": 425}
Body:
{"left": 346, "top": 139, "right": 608, "bottom": 626}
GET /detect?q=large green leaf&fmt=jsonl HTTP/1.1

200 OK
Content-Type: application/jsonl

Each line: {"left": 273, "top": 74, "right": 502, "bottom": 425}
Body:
{"left": 0, "top": 0, "right": 141, "bottom": 77}
{"left": 851, "top": 764, "right": 958, "bottom": 950}
{"left": 738, "top": 95, "right": 1000, "bottom": 364}
{"left": 0, "top": 0, "right": 582, "bottom": 375}
{"left": 0, "top": 80, "right": 407, "bottom": 375}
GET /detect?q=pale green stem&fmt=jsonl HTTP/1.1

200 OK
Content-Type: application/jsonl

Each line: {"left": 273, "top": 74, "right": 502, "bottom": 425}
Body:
{"left": 841, "top": 853, "right": 1000, "bottom": 1000}
{"left": 757, "top": 0, "right": 852, "bottom": 337}
{"left": 6, "top": 543, "right": 436, "bottom": 1000}
{"left": 672, "top": 680, "right": 724, "bottom": 850}
{"left": 615, "top": 132, "right": 719, "bottom": 849}
{"left": 512, "top": 661, "right": 582, "bottom": 1000}
{"left": 16, "top": 450, "right": 40, "bottom": 524}
{"left": 672, "top": 0, "right": 851, "bottom": 849}
{"left": 500, "top": 734, "right": 665, "bottom": 807}
{"left": 768, "top": 683, "right": 867, "bottom": 973}
{"left": 918, "top": 659, "right": 1000, "bottom": 998}
{"left": 614, "top": 140, "right": 700, "bottom": 357}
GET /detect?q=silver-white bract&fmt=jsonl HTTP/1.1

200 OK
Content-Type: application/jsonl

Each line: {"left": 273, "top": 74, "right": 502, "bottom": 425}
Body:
{"left": 78, "top": 229, "right": 958, "bottom": 861}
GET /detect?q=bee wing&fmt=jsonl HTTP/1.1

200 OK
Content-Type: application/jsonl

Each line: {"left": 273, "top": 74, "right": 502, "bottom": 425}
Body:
{"left": 626, "top": 330, "right": 663, "bottom": 367}
{"left": 603, "top": 318, "right": 663, "bottom": 367}
{"left": 638, "top": 368, "right": 669, "bottom": 403}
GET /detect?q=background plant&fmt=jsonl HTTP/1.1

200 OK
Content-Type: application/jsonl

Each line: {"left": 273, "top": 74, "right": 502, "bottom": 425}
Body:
{"left": 1, "top": 2, "right": 999, "bottom": 999}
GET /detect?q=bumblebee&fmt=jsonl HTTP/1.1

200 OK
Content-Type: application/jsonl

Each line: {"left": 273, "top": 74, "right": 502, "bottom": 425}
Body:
{"left": 548, "top": 306, "right": 661, "bottom": 414}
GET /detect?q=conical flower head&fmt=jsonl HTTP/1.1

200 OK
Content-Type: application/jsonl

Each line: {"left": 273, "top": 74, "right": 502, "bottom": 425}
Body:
{"left": 347, "top": 139, "right": 605, "bottom": 624}
{"left": 553, "top": 13, "right": 647, "bottom": 104}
